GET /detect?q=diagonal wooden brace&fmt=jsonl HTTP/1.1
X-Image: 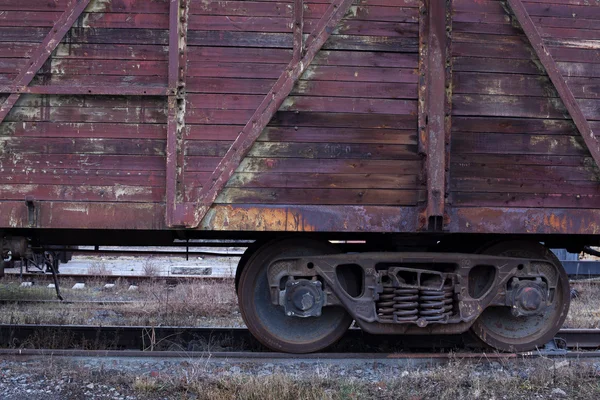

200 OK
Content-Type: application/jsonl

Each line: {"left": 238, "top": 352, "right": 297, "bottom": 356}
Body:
{"left": 183, "top": 0, "right": 356, "bottom": 228}
{"left": 0, "top": 0, "right": 91, "bottom": 124}
{"left": 507, "top": 0, "right": 600, "bottom": 170}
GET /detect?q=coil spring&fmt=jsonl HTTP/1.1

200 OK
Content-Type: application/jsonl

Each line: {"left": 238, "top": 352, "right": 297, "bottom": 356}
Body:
{"left": 393, "top": 288, "right": 419, "bottom": 322}
{"left": 419, "top": 285, "right": 454, "bottom": 321}
{"left": 376, "top": 287, "right": 419, "bottom": 322}
{"left": 376, "top": 287, "right": 395, "bottom": 322}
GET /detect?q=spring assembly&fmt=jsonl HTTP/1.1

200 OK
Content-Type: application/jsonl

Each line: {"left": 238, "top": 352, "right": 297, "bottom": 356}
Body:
{"left": 376, "top": 287, "right": 419, "bottom": 322}
{"left": 393, "top": 288, "right": 419, "bottom": 322}
{"left": 376, "top": 287, "right": 395, "bottom": 322}
{"left": 419, "top": 284, "right": 454, "bottom": 321}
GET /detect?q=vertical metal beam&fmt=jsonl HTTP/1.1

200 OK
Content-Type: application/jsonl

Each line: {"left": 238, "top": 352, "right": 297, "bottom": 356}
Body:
{"left": 0, "top": 0, "right": 91, "bottom": 124}
{"left": 184, "top": 0, "right": 356, "bottom": 228}
{"left": 293, "top": 0, "right": 305, "bottom": 63}
{"left": 507, "top": 0, "right": 600, "bottom": 170}
{"left": 418, "top": 0, "right": 451, "bottom": 231}
{"left": 166, "top": 0, "right": 189, "bottom": 227}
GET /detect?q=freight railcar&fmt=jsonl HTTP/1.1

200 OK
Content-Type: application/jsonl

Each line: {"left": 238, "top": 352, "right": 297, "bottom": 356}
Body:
{"left": 1, "top": 0, "right": 599, "bottom": 352}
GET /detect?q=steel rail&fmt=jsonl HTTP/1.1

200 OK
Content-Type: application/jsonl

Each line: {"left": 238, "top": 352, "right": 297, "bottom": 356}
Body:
{"left": 4, "top": 272, "right": 233, "bottom": 283}
{"left": 0, "top": 325, "right": 597, "bottom": 351}
{"left": 1, "top": 348, "right": 599, "bottom": 364}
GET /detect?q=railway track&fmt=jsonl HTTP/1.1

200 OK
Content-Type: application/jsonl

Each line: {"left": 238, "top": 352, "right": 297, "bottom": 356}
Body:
{"left": 4, "top": 272, "right": 234, "bottom": 284}
{"left": 0, "top": 324, "right": 598, "bottom": 353}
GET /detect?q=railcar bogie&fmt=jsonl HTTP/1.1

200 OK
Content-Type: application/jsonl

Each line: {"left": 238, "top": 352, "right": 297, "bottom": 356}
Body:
{"left": 236, "top": 237, "right": 570, "bottom": 353}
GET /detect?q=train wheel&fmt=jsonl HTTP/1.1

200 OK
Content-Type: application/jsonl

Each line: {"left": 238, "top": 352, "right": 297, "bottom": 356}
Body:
{"left": 471, "top": 241, "right": 570, "bottom": 352}
{"left": 237, "top": 238, "right": 353, "bottom": 353}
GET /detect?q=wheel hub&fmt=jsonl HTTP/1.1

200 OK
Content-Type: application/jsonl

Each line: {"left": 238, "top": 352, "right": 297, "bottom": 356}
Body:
{"left": 282, "top": 279, "right": 325, "bottom": 318}
{"left": 507, "top": 277, "right": 548, "bottom": 317}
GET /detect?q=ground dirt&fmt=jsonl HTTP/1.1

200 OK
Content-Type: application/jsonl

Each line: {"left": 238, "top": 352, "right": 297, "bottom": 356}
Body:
{"left": 0, "top": 355, "right": 599, "bottom": 399}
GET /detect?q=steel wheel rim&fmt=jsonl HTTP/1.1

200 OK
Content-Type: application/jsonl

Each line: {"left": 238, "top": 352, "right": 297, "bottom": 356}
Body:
{"left": 472, "top": 241, "right": 570, "bottom": 352}
{"left": 238, "top": 238, "right": 353, "bottom": 353}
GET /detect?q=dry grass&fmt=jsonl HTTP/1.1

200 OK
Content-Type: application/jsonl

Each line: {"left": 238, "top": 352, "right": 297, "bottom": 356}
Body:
{"left": 110, "top": 358, "right": 600, "bottom": 399}
{"left": 142, "top": 259, "right": 160, "bottom": 277}
{"left": 0, "top": 277, "right": 241, "bottom": 327}
{"left": 564, "top": 281, "right": 600, "bottom": 329}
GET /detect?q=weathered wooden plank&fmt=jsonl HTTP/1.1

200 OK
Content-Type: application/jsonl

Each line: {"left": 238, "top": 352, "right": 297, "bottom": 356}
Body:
{"left": 531, "top": 16, "right": 600, "bottom": 31}
{"left": 279, "top": 96, "right": 417, "bottom": 115}
{"left": 226, "top": 158, "right": 421, "bottom": 175}
{"left": 540, "top": 26, "right": 600, "bottom": 41}
{"left": 187, "top": 112, "right": 416, "bottom": 130}
{"left": 187, "top": 96, "right": 417, "bottom": 122}
{"left": 452, "top": 153, "right": 596, "bottom": 167}
{"left": 52, "top": 43, "right": 168, "bottom": 60}
{"left": 0, "top": 168, "right": 166, "bottom": 187}
{"left": 189, "top": 2, "right": 419, "bottom": 23}
{"left": 454, "top": 0, "right": 600, "bottom": 18}
{"left": 187, "top": 62, "right": 286, "bottom": 79}
{"left": 188, "top": 15, "right": 418, "bottom": 37}
{"left": 45, "top": 59, "right": 168, "bottom": 76}
{"left": 451, "top": 164, "right": 598, "bottom": 182}
{"left": 187, "top": 94, "right": 417, "bottom": 114}
{"left": 186, "top": 141, "right": 418, "bottom": 160}
{"left": 558, "top": 62, "right": 600, "bottom": 78}
{"left": 185, "top": 125, "right": 417, "bottom": 144}
{"left": 451, "top": 177, "right": 600, "bottom": 195}
{"left": 453, "top": 21, "right": 518, "bottom": 36}
{"left": 188, "top": 47, "right": 418, "bottom": 67}
{"left": 219, "top": 172, "right": 419, "bottom": 189}
{"left": 452, "top": 94, "right": 576, "bottom": 119}
{"left": 258, "top": 126, "right": 417, "bottom": 144}
{"left": 14, "top": 75, "right": 168, "bottom": 92}
{"left": 0, "top": 0, "right": 169, "bottom": 13}
{"left": 0, "top": 201, "right": 166, "bottom": 230}
{"left": 549, "top": 46, "right": 600, "bottom": 64}
{"left": 0, "top": 184, "right": 163, "bottom": 203}
{"left": 0, "top": 154, "right": 165, "bottom": 170}
{"left": 453, "top": 192, "right": 600, "bottom": 209}
{"left": 5, "top": 107, "right": 166, "bottom": 123}
{"left": 215, "top": 187, "right": 423, "bottom": 205}
{"left": 0, "top": 27, "right": 169, "bottom": 45}
{"left": 187, "top": 77, "right": 417, "bottom": 99}
{"left": 12, "top": 94, "right": 165, "bottom": 108}
{"left": 453, "top": 11, "right": 510, "bottom": 25}
{"left": 452, "top": 116, "right": 585, "bottom": 135}
{"left": 0, "top": 11, "right": 169, "bottom": 29}
{"left": 0, "top": 137, "right": 165, "bottom": 155}
{"left": 188, "top": 31, "right": 419, "bottom": 52}
{"left": 453, "top": 72, "right": 560, "bottom": 98}
{"left": 452, "top": 41, "right": 532, "bottom": 60}
{"left": 452, "top": 133, "right": 586, "bottom": 156}
{"left": 452, "top": 57, "right": 545, "bottom": 75}
{"left": 300, "top": 65, "right": 418, "bottom": 83}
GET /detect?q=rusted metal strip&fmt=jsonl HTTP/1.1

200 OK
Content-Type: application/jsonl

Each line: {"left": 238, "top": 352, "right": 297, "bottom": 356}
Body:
{"left": 0, "top": 86, "right": 168, "bottom": 96}
{"left": 0, "top": 0, "right": 91, "bottom": 124}
{"left": 293, "top": 0, "right": 305, "bottom": 63}
{"left": 166, "top": 0, "right": 190, "bottom": 227}
{"left": 184, "top": 0, "right": 356, "bottom": 228}
{"left": 506, "top": 0, "right": 600, "bottom": 170}
{"left": 418, "top": 0, "right": 451, "bottom": 231}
